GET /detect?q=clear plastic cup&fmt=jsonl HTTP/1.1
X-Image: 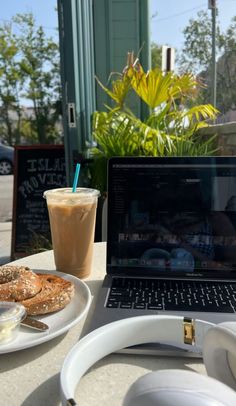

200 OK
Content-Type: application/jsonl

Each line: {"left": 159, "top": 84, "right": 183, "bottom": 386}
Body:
{"left": 43, "top": 188, "right": 100, "bottom": 279}
{"left": 0, "top": 302, "right": 26, "bottom": 344}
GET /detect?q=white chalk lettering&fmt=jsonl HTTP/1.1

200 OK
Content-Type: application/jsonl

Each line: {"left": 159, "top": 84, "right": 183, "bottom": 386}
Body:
{"left": 38, "top": 173, "right": 46, "bottom": 184}
{"left": 27, "top": 159, "right": 37, "bottom": 172}
{"left": 38, "top": 158, "right": 48, "bottom": 171}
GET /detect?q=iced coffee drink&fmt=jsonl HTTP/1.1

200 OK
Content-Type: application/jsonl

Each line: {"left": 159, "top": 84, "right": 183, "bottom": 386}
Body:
{"left": 43, "top": 188, "right": 100, "bottom": 278}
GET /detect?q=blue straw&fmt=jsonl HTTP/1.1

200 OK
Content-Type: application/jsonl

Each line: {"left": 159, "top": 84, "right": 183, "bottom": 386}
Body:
{"left": 72, "top": 163, "right": 80, "bottom": 192}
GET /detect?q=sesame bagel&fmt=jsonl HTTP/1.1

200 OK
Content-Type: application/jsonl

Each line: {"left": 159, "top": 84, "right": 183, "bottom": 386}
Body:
{"left": 21, "top": 273, "right": 74, "bottom": 315}
{"left": 0, "top": 265, "right": 42, "bottom": 301}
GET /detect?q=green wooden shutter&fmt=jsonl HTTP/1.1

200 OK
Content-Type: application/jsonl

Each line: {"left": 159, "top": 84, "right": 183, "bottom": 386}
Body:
{"left": 58, "top": 0, "right": 150, "bottom": 183}
{"left": 58, "top": 0, "right": 95, "bottom": 184}
{"left": 93, "top": 0, "right": 150, "bottom": 118}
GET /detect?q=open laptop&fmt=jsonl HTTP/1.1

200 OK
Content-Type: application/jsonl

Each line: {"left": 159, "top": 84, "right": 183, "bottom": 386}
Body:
{"left": 83, "top": 156, "right": 236, "bottom": 355}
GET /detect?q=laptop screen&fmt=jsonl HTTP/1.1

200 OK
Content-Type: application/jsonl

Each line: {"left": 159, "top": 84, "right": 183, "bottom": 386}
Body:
{"left": 107, "top": 157, "right": 236, "bottom": 278}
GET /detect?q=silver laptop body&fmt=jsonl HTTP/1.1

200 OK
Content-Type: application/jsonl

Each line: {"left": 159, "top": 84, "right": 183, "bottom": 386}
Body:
{"left": 83, "top": 156, "right": 236, "bottom": 356}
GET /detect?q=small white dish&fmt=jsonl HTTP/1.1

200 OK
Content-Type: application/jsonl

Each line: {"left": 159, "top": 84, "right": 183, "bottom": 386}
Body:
{"left": 0, "top": 302, "right": 26, "bottom": 345}
{"left": 0, "top": 270, "right": 91, "bottom": 354}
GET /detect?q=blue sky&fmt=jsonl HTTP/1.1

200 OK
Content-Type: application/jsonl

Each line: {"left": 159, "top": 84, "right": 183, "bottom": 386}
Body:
{"left": 150, "top": 0, "right": 236, "bottom": 49}
{"left": 0, "top": 0, "right": 58, "bottom": 39}
{"left": 0, "top": 0, "right": 235, "bottom": 51}
{"left": 1, "top": 1, "right": 234, "bottom": 107}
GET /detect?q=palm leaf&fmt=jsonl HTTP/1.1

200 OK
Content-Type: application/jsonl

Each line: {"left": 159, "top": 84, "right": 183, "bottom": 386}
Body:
{"left": 95, "top": 74, "right": 131, "bottom": 108}
{"left": 182, "top": 104, "right": 219, "bottom": 123}
{"left": 91, "top": 55, "right": 219, "bottom": 193}
{"left": 127, "top": 66, "right": 174, "bottom": 109}
{"left": 126, "top": 66, "right": 200, "bottom": 109}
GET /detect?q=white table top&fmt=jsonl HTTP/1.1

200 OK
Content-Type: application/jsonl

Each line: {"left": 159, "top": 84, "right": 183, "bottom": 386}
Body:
{"left": 0, "top": 242, "right": 205, "bottom": 406}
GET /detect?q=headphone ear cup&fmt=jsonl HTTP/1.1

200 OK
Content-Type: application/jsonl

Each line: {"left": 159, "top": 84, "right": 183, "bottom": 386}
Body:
{"left": 123, "top": 369, "right": 236, "bottom": 406}
{"left": 203, "top": 322, "right": 236, "bottom": 390}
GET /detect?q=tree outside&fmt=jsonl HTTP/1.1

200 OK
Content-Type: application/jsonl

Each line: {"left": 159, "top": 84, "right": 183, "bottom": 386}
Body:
{"left": 0, "top": 13, "right": 62, "bottom": 146}
{"left": 151, "top": 8, "right": 236, "bottom": 123}
{"left": 151, "top": 42, "right": 162, "bottom": 68}
{"left": 1, "top": 7, "right": 235, "bottom": 146}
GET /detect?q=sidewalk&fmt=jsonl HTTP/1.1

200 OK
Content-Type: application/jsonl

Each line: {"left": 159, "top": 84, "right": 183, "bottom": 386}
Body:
{"left": 0, "top": 221, "right": 12, "bottom": 265}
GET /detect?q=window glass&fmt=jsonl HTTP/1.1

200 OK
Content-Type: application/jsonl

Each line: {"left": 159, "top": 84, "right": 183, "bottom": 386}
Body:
{"left": 150, "top": 0, "right": 236, "bottom": 123}
{"left": 0, "top": 0, "right": 60, "bottom": 243}
{"left": 0, "top": 0, "right": 61, "bottom": 147}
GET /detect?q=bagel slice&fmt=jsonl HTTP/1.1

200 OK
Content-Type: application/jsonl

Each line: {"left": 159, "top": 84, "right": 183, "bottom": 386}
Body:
{"left": 0, "top": 265, "right": 42, "bottom": 301}
{"left": 21, "top": 273, "right": 75, "bottom": 315}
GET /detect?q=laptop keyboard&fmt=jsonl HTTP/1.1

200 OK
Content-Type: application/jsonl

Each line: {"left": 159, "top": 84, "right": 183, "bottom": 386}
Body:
{"left": 106, "top": 278, "right": 236, "bottom": 313}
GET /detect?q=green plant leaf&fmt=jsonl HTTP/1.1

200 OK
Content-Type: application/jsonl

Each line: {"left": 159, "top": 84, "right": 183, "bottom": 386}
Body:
{"left": 91, "top": 55, "right": 219, "bottom": 193}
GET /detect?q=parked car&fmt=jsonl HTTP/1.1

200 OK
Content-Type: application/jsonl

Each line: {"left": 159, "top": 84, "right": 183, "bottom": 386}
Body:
{"left": 0, "top": 143, "right": 14, "bottom": 175}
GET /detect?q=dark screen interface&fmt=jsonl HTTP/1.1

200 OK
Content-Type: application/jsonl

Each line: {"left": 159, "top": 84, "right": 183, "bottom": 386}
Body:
{"left": 108, "top": 162, "right": 236, "bottom": 273}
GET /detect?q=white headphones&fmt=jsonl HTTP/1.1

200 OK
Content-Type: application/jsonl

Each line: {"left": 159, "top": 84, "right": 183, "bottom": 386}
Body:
{"left": 60, "top": 315, "right": 236, "bottom": 406}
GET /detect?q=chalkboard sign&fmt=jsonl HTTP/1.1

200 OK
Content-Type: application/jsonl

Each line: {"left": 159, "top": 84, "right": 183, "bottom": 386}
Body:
{"left": 11, "top": 145, "right": 66, "bottom": 259}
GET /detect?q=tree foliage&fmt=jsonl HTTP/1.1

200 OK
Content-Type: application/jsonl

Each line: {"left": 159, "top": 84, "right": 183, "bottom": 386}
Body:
{"left": 151, "top": 42, "right": 162, "bottom": 68}
{"left": 179, "top": 10, "right": 236, "bottom": 118}
{"left": 179, "top": 10, "right": 224, "bottom": 73}
{"left": 0, "top": 13, "right": 61, "bottom": 145}
{"left": 0, "top": 22, "right": 23, "bottom": 145}
{"left": 216, "top": 16, "right": 236, "bottom": 115}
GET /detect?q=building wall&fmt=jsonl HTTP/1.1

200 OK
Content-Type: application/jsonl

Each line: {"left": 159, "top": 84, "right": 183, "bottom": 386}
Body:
{"left": 199, "top": 122, "right": 236, "bottom": 155}
{"left": 93, "top": 0, "right": 150, "bottom": 117}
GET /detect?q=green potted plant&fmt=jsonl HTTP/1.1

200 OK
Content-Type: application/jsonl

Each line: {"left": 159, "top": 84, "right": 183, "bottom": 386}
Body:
{"left": 90, "top": 53, "right": 218, "bottom": 194}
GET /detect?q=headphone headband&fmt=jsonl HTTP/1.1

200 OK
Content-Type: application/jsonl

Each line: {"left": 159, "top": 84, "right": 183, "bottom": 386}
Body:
{"left": 60, "top": 315, "right": 214, "bottom": 406}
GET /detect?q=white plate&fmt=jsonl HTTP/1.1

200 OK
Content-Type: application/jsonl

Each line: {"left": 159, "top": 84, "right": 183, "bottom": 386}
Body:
{"left": 0, "top": 270, "right": 91, "bottom": 354}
